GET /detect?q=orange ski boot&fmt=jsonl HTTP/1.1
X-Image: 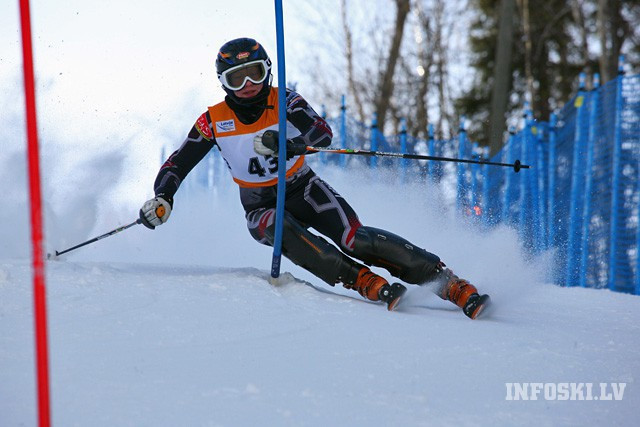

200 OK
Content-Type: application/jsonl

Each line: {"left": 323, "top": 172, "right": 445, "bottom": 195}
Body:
{"left": 345, "top": 267, "right": 406, "bottom": 311}
{"left": 438, "top": 267, "right": 490, "bottom": 319}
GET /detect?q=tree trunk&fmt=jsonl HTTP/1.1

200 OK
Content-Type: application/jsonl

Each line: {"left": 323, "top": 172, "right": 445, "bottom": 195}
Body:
{"left": 488, "top": 0, "right": 515, "bottom": 156}
{"left": 597, "top": 0, "right": 625, "bottom": 83}
{"left": 341, "top": 0, "right": 366, "bottom": 123}
{"left": 519, "top": 0, "right": 535, "bottom": 105}
{"left": 414, "top": 1, "right": 434, "bottom": 139}
{"left": 433, "top": 0, "right": 447, "bottom": 138}
{"left": 374, "top": 0, "right": 411, "bottom": 134}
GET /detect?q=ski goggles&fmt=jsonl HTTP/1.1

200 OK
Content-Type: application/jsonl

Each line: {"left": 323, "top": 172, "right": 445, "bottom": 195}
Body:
{"left": 218, "top": 59, "right": 270, "bottom": 91}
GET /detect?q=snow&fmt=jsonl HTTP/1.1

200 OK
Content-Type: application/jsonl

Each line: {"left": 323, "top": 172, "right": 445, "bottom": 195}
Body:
{"left": 2, "top": 160, "right": 639, "bottom": 426}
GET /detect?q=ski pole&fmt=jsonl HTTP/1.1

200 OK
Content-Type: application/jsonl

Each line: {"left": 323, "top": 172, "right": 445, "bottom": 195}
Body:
{"left": 304, "top": 146, "right": 529, "bottom": 172}
{"left": 47, "top": 219, "right": 142, "bottom": 259}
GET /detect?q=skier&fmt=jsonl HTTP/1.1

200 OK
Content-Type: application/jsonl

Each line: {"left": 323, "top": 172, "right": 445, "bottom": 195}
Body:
{"left": 139, "top": 37, "right": 490, "bottom": 318}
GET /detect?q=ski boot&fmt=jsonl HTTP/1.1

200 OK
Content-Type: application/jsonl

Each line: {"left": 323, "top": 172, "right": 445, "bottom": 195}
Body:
{"left": 345, "top": 267, "right": 406, "bottom": 311}
{"left": 437, "top": 264, "right": 490, "bottom": 319}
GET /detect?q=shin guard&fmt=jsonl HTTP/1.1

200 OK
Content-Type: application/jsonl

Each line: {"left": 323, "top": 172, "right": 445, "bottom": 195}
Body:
{"left": 350, "top": 226, "right": 441, "bottom": 284}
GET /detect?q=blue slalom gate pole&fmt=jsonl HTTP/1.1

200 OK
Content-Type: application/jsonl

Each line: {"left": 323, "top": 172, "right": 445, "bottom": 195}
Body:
{"left": 579, "top": 74, "right": 600, "bottom": 288}
{"left": 340, "top": 95, "right": 347, "bottom": 168}
{"left": 456, "top": 116, "right": 467, "bottom": 213}
{"left": 565, "top": 73, "right": 587, "bottom": 286}
{"left": 427, "top": 124, "right": 436, "bottom": 181}
{"left": 608, "top": 56, "right": 625, "bottom": 292}
{"left": 370, "top": 113, "right": 378, "bottom": 168}
{"left": 271, "top": 0, "right": 287, "bottom": 279}
{"left": 399, "top": 118, "right": 408, "bottom": 182}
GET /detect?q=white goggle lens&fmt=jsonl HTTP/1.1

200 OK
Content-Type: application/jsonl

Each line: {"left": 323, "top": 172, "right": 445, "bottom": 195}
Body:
{"left": 220, "top": 61, "right": 268, "bottom": 90}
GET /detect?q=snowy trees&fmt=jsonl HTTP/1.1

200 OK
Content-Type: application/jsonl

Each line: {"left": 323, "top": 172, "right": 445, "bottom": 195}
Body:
{"left": 457, "top": 0, "right": 640, "bottom": 145}
{"left": 297, "top": 0, "right": 639, "bottom": 148}
{"left": 334, "top": 0, "right": 467, "bottom": 139}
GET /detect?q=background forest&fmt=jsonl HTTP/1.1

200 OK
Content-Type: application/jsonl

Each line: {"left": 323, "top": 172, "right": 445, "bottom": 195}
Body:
{"left": 298, "top": 0, "right": 640, "bottom": 153}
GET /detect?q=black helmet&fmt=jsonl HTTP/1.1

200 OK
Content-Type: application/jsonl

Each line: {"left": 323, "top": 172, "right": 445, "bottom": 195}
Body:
{"left": 216, "top": 38, "right": 272, "bottom": 104}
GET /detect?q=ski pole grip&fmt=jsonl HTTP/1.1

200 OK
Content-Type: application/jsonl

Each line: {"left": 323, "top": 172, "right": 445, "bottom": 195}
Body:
{"left": 156, "top": 205, "right": 166, "bottom": 218}
{"left": 262, "top": 130, "right": 279, "bottom": 152}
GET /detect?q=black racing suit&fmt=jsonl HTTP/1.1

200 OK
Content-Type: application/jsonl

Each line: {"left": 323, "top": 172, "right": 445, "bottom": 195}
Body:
{"left": 152, "top": 88, "right": 442, "bottom": 289}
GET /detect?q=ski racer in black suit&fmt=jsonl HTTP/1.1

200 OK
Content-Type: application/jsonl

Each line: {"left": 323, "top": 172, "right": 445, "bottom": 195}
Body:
{"left": 139, "top": 37, "right": 490, "bottom": 318}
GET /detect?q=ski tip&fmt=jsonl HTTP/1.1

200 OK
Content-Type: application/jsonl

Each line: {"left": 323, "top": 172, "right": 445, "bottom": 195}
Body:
{"left": 469, "top": 294, "right": 491, "bottom": 319}
{"left": 387, "top": 298, "right": 401, "bottom": 312}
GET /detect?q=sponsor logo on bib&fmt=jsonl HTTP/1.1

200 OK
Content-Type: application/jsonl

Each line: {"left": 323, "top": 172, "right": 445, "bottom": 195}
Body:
{"left": 216, "top": 119, "right": 236, "bottom": 133}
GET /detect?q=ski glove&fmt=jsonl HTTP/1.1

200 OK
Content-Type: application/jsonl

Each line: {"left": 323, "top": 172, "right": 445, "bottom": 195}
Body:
{"left": 253, "top": 130, "right": 307, "bottom": 159}
{"left": 139, "top": 196, "right": 172, "bottom": 229}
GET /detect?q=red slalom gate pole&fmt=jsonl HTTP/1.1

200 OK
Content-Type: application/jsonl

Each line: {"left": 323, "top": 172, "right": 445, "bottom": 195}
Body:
{"left": 19, "top": 0, "right": 51, "bottom": 426}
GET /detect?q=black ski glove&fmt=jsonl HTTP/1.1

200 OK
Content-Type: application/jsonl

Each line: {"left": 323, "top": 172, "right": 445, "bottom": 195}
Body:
{"left": 254, "top": 130, "right": 307, "bottom": 159}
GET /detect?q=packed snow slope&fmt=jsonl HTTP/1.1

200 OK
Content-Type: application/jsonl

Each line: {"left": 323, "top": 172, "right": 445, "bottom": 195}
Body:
{"left": 2, "top": 163, "right": 639, "bottom": 426}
